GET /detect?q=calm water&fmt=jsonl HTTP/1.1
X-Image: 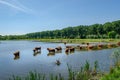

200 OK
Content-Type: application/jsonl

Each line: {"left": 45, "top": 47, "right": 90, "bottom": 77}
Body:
{"left": 0, "top": 40, "right": 118, "bottom": 80}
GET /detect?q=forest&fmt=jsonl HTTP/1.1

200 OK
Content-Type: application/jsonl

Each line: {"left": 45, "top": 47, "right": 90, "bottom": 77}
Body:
{"left": 0, "top": 20, "right": 120, "bottom": 40}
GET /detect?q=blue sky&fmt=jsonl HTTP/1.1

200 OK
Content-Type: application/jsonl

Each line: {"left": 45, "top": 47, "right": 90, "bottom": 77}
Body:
{"left": 0, "top": 0, "right": 120, "bottom": 35}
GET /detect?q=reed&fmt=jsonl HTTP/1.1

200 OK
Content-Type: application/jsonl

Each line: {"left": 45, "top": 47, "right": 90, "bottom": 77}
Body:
{"left": 100, "top": 48, "right": 120, "bottom": 80}
{"left": 9, "top": 61, "right": 101, "bottom": 80}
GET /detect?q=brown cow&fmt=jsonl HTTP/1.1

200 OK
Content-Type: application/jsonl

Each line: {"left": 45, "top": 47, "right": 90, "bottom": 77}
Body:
{"left": 98, "top": 44, "right": 103, "bottom": 49}
{"left": 69, "top": 47, "right": 75, "bottom": 52}
{"left": 33, "top": 47, "right": 41, "bottom": 53}
{"left": 117, "top": 42, "right": 120, "bottom": 46}
{"left": 65, "top": 48, "right": 69, "bottom": 53}
{"left": 55, "top": 46, "right": 62, "bottom": 51}
{"left": 13, "top": 51, "right": 20, "bottom": 57}
{"left": 13, "top": 51, "right": 20, "bottom": 60}
{"left": 107, "top": 43, "right": 113, "bottom": 48}
{"left": 47, "top": 48, "right": 55, "bottom": 53}
{"left": 77, "top": 45, "right": 82, "bottom": 50}
{"left": 87, "top": 45, "right": 93, "bottom": 50}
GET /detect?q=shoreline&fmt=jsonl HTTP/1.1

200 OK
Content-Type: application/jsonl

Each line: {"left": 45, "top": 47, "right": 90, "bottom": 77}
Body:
{"left": 30, "top": 39, "right": 120, "bottom": 44}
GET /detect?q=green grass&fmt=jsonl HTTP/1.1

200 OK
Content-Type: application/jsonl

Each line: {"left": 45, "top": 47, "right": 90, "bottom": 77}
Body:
{"left": 31, "top": 39, "right": 120, "bottom": 44}
{"left": 101, "top": 48, "right": 120, "bottom": 80}
{"left": 100, "top": 66, "right": 120, "bottom": 80}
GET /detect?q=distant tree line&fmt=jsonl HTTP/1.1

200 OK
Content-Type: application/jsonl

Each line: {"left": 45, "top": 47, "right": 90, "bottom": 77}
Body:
{"left": 0, "top": 20, "right": 120, "bottom": 40}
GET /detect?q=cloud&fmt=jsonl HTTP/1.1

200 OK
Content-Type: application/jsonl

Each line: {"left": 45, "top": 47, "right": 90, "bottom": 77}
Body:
{"left": 0, "top": 0, "right": 34, "bottom": 14}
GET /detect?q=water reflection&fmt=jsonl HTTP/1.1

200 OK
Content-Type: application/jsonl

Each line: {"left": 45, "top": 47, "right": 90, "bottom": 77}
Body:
{"left": 47, "top": 52, "right": 55, "bottom": 56}
{"left": 55, "top": 50, "right": 62, "bottom": 54}
{"left": 65, "top": 51, "right": 74, "bottom": 55}
{"left": 33, "top": 51, "right": 41, "bottom": 56}
{"left": 14, "top": 56, "right": 20, "bottom": 60}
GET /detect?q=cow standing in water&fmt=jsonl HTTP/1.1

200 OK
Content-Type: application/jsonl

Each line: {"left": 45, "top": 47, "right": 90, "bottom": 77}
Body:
{"left": 55, "top": 46, "right": 62, "bottom": 51}
{"left": 65, "top": 46, "right": 75, "bottom": 53}
{"left": 33, "top": 47, "right": 41, "bottom": 53}
{"left": 47, "top": 48, "right": 55, "bottom": 53}
{"left": 69, "top": 47, "right": 75, "bottom": 52}
{"left": 13, "top": 51, "right": 20, "bottom": 60}
{"left": 65, "top": 48, "right": 69, "bottom": 53}
{"left": 117, "top": 42, "right": 120, "bottom": 46}
{"left": 14, "top": 51, "right": 20, "bottom": 56}
{"left": 98, "top": 44, "right": 103, "bottom": 49}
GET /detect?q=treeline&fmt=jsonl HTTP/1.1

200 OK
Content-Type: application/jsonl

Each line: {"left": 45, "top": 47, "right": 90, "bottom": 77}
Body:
{"left": 0, "top": 20, "right": 120, "bottom": 40}
{"left": 0, "top": 35, "right": 26, "bottom": 40}
{"left": 25, "top": 20, "right": 120, "bottom": 39}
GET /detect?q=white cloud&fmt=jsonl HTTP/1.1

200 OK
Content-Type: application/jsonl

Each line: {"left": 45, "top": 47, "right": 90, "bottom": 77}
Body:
{"left": 0, "top": 0, "right": 34, "bottom": 14}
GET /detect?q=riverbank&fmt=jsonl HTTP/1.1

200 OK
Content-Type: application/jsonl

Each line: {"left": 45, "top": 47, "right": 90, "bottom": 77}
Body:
{"left": 31, "top": 39, "right": 120, "bottom": 44}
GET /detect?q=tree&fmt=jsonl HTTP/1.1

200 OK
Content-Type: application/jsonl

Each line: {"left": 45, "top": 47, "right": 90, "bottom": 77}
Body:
{"left": 108, "top": 31, "right": 117, "bottom": 38}
{"left": 103, "top": 22, "right": 113, "bottom": 34}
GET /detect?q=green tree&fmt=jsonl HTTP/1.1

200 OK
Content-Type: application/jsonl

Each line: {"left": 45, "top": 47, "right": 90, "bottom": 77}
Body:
{"left": 108, "top": 31, "right": 117, "bottom": 38}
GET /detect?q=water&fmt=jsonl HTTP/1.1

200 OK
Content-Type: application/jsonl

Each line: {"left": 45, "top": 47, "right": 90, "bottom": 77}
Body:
{"left": 0, "top": 40, "right": 118, "bottom": 80}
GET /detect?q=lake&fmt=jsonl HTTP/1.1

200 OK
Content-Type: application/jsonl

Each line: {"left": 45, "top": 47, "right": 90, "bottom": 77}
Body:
{"left": 0, "top": 40, "right": 118, "bottom": 80}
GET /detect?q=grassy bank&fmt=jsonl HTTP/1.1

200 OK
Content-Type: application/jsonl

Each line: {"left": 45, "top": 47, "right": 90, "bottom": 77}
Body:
{"left": 31, "top": 39, "right": 120, "bottom": 44}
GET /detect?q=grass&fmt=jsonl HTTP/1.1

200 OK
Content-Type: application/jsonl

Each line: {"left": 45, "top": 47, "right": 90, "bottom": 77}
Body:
{"left": 31, "top": 39, "right": 120, "bottom": 44}
{"left": 100, "top": 66, "right": 120, "bottom": 80}
{"left": 100, "top": 47, "right": 120, "bottom": 80}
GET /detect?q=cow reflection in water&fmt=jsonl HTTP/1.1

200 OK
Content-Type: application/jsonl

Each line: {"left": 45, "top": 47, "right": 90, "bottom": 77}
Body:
{"left": 33, "top": 52, "right": 41, "bottom": 56}
{"left": 47, "top": 52, "right": 55, "bottom": 56}
{"left": 13, "top": 51, "right": 20, "bottom": 60}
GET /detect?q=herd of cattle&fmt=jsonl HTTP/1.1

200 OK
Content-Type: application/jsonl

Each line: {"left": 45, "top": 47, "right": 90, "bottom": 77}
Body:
{"left": 13, "top": 42, "right": 120, "bottom": 60}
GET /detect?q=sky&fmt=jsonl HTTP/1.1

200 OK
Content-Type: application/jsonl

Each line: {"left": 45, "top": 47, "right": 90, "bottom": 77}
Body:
{"left": 0, "top": 0, "right": 120, "bottom": 35}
